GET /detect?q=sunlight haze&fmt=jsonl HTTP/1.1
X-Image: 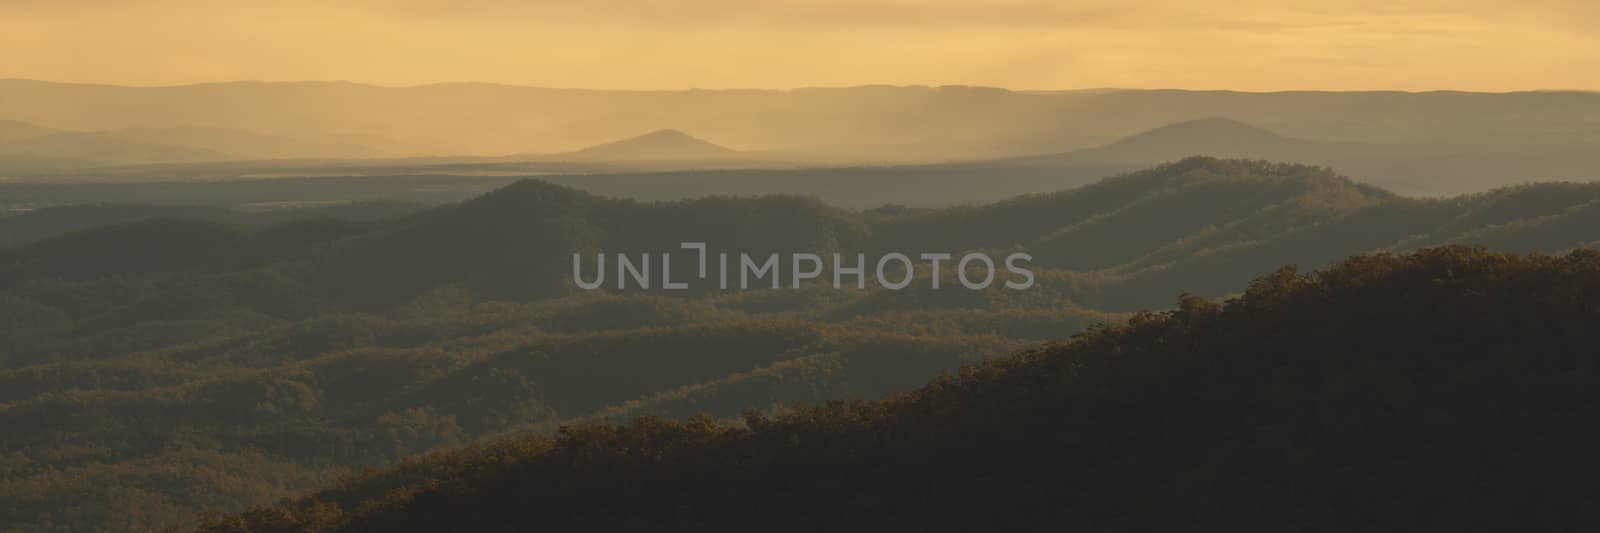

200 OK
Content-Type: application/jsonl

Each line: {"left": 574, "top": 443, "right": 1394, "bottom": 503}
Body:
{"left": 3, "top": 0, "right": 1597, "bottom": 90}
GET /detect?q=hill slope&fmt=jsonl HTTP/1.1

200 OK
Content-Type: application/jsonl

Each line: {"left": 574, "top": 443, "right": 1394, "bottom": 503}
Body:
{"left": 10, "top": 157, "right": 1600, "bottom": 366}
{"left": 7, "top": 159, "right": 1600, "bottom": 531}
{"left": 204, "top": 246, "right": 1600, "bottom": 532}
{"left": 1047, "top": 116, "right": 1319, "bottom": 163}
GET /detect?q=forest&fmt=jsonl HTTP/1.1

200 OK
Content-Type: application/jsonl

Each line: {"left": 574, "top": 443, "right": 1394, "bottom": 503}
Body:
{"left": 2, "top": 158, "right": 1600, "bottom": 531}
{"left": 198, "top": 246, "right": 1600, "bottom": 532}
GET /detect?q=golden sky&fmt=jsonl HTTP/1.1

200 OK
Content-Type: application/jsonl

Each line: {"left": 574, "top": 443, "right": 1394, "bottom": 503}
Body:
{"left": 3, "top": 0, "right": 1597, "bottom": 90}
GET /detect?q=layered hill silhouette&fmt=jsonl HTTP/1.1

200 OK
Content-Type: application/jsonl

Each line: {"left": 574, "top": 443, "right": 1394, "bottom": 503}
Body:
{"left": 4, "top": 158, "right": 1600, "bottom": 531}
{"left": 956, "top": 117, "right": 1600, "bottom": 196}
{"left": 8, "top": 108, "right": 1598, "bottom": 200}
{"left": 7, "top": 79, "right": 1600, "bottom": 157}
{"left": 552, "top": 129, "right": 741, "bottom": 161}
{"left": 6, "top": 80, "right": 1600, "bottom": 195}
{"left": 203, "top": 246, "right": 1600, "bottom": 532}
{"left": 1022, "top": 117, "right": 1329, "bottom": 163}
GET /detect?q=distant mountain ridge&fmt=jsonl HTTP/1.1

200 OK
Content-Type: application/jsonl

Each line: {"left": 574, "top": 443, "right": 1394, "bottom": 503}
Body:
{"left": 8, "top": 80, "right": 1600, "bottom": 195}
{"left": 1073, "top": 117, "right": 1313, "bottom": 161}
{"left": 12, "top": 108, "right": 1594, "bottom": 200}
{"left": 555, "top": 129, "right": 740, "bottom": 161}
{"left": 6, "top": 78, "right": 1600, "bottom": 160}
{"left": 968, "top": 117, "right": 1600, "bottom": 196}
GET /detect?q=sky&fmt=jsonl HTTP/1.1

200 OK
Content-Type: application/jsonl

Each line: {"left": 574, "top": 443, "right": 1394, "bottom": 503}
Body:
{"left": 2, "top": 0, "right": 1597, "bottom": 91}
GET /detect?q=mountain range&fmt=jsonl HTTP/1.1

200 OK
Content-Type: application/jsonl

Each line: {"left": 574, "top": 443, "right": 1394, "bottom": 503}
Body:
{"left": 7, "top": 114, "right": 1598, "bottom": 200}
{"left": 4, "top": 79, "right": 1599, "bottom": 533}
{"left": 6, "top": 80, "right": 1600, "bottom": 156}
{"left": 4, "top": 158, "right": 1600, "bottom": 530}
{"left": 1003, "top": 117, "right": 1600, "bottom": 195}
{"left": 5, "top": 80, "right": 1600, "bottom": 197}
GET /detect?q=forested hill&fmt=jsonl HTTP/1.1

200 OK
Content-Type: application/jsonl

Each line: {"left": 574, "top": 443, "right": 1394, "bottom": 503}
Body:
{"left": 202, "top": 247, "right": 1600, "bottom": 532}
{"left": 8, "top": 157, "right": 1600, "bottom": 334}
{"left": 5, "top": 158, "right": 1600, "bottom": 531}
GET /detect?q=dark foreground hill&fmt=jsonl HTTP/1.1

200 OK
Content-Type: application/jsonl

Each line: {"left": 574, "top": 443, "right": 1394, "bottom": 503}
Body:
{"left": 203, "top": 247, "right": 1600, "bottom": 532}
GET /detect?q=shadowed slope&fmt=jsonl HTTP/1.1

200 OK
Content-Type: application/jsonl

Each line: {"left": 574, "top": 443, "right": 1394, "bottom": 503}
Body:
{"left": 205, "top": 247, "right": 1600, "bottom": 532}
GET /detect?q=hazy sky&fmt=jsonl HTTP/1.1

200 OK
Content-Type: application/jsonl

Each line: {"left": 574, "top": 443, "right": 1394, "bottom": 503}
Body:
{"left": 3, "top": 0, "right": 1597, "bottom": 90}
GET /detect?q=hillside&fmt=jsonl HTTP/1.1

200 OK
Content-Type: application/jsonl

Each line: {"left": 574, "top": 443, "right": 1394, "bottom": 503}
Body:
{"left": 202, "top": 247, "right": 1600, "bottom": 532}
{"left": 6, "top": 82, "right": 1600, "bottom": 195}
{"left": 990, "top": 118, "right": 1600, "bottom": 196}
{"left": 1042, "top": 117, "right": 1319, "bottom": 163}
{"left": 5, "top": 158, "right": 1600, "bottom": 530}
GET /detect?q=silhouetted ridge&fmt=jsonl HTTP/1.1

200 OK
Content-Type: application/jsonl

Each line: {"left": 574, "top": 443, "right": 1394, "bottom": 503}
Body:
{"left": 1071, "top": 117, "right": 1311, "bottom": 163}
{"left": 1118, "top": 117, "right": 1288, "bottom": 144}
{"left": 204, "top": 247, "right": 1600, "bottom": 532}
{"left": 564, "top": 129, "right": 738, "bottom": 161}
